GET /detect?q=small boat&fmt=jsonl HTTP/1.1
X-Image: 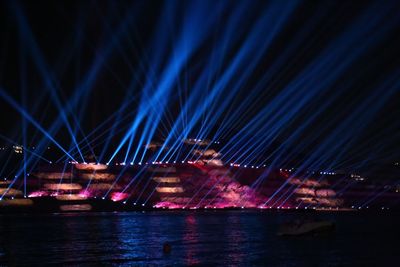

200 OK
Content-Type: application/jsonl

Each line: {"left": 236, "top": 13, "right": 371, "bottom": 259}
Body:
{"left": 277, "top": 220, "right": 335, "bottom": 236}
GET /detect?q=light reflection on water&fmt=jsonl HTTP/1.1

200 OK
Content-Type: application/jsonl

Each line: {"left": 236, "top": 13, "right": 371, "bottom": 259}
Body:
{"left": 0, "top": 211, "right": 399, "bottom": 266}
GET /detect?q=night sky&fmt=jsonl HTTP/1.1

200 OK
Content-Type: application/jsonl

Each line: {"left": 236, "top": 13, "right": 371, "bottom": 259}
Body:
{"left": 0, "top": 0, "right": 399, "bottom": 171}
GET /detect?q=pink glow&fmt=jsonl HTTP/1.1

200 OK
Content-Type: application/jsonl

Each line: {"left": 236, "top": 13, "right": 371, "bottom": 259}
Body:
{"left": 78, "top": 190, "right": 92, "bottom": 198}
{"left": 154, "top": 201, "right": 183, "bottom": 209}
{"left": 110, "top": 192, "right": 129, "bottom": 202}
{"left": 28, "top": 191, "right": 48, "bottom": 198}
{"left": 189, "top": 164, "right": 266, "bottom": 208}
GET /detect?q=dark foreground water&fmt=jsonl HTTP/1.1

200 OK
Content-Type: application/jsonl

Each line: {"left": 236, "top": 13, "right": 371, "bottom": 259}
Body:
{"left": 0, "top": 211, "right": 399, "bottom": 266}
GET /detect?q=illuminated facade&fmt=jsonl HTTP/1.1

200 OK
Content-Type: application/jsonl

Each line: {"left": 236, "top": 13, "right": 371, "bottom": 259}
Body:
{"left": 0, "top": 161, "right": 398, "bottom": 212}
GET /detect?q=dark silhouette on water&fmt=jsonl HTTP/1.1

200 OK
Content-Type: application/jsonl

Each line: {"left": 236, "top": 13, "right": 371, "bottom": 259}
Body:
{"left": 278, "top": 217, "right": 335, "bottom": 236}
{"left": 163, "top": 242, "right": 172, "bottom": 254}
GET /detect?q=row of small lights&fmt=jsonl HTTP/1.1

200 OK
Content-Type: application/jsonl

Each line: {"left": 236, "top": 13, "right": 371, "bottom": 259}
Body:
{"left": 96, "top": 197, "right": 147, "bottom": 207}
{"left": 230, "top": 163, "right": 264, "bottom": 168}
{"left": 280, "top": 168, "right": 337, "bottom": 175}
{"left": 186, "top": 138, "right": 221, "bottom": 144}
{"left": 2, "top": 174, "right": 31, "bottom": 181}
{"left": 0, "top": 195, "right": 393, "bottom": 211}
{"left": 58, "top": 161, "right": 344, "bottom": 179}
{"left": 84, "top": 197, "right": 393, "bottom": 210}
{"left": 61, "top": 161, "right": 341, "bottom": 176}
{"left": 0, "top": 146, "right": 40, "bottom": 150}
{"left": 0, "top": 142, "right": 224, "bottom": 151}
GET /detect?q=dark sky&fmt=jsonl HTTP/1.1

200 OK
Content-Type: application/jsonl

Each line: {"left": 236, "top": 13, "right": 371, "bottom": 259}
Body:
{"left": 0, "top": 0, "right": 399, "bottom": 169}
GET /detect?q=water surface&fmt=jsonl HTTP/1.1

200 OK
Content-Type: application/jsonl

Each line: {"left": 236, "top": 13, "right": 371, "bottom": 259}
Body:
{"left": 1, "top": 211, "right": 399, "bottom": 266}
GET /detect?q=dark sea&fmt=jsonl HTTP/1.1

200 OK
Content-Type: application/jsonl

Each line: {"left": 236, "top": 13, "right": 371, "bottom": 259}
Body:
{"left": 0, "top": 211, "right": 399, "bottom": 266}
